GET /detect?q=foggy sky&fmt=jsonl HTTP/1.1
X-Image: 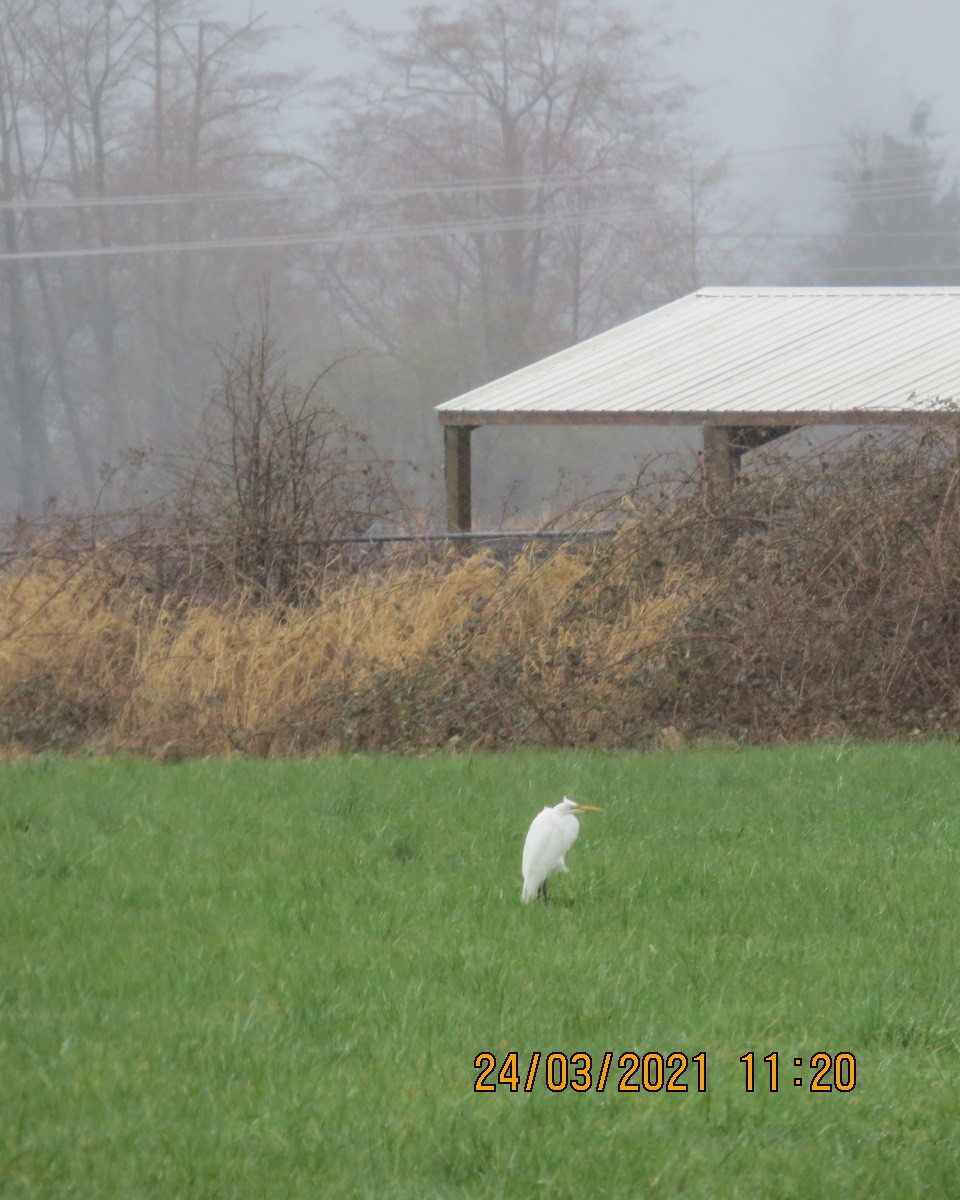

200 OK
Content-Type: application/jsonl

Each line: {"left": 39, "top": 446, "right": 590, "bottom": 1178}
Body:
{"left": 256, "top": 0, "right": 960, "bottom": 237}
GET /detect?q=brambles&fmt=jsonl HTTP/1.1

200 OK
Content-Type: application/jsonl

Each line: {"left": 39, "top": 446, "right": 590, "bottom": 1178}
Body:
{"left": 2, "top": 426, "right": 960, "bottom": 754}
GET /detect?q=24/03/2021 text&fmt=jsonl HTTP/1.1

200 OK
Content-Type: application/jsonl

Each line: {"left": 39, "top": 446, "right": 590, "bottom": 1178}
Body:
{"left": 473, "top": 1051, "right": 857, "bottom": 1093}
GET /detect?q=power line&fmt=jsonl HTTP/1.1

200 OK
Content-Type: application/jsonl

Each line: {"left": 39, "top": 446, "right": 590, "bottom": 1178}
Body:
{"left": 0, "top": 137, "right": 955, "bottom": 263}
{"left": 0, "top": 203, "right": 664, "bottom": 262}
{"left": 1, "top": 205, "right": 958, "bottom": 264}
{"left": 6, "top": 134, "right": 951, "bottom": 215}
{"left": 813, "top": 262, "right": 960, "bottom": 277}
{"left": 0, "top": 177, "right": 952, "bottom": 252}
{"left": 0, "top": 159, "right": 769, "bottom": 213}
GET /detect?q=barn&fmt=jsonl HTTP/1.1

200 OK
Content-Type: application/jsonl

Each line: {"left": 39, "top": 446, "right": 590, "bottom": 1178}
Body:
{"left": 436, "top": 287, "right": 960, "bottom": 530}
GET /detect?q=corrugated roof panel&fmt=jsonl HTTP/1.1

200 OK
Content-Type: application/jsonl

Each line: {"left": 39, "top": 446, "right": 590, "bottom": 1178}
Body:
{"left": 436, "top": 288, "right": 960, "bottom": 423}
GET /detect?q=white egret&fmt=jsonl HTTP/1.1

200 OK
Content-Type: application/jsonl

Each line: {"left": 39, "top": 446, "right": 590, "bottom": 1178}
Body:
{"left": 521, "top": 796, "right": 604, "bottom": 903}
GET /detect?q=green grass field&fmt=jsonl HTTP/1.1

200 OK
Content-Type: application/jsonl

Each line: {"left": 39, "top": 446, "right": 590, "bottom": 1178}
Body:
{"left": 3, "top": 744, "right": 959, "bottom": 1198}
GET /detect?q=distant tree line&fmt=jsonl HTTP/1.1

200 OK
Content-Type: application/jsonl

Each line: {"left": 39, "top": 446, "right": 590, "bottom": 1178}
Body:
{"left": 0, "top": 0, "right": 957, "bottom": 524}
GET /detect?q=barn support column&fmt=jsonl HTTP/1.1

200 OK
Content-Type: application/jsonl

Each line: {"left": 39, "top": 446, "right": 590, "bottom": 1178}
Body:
{"left": 702, "top": 425, "right": 738, "bottom": 496}
{"left": 703, "top": 423, "right": 799, "bottom": 497}
{"left": 444, "top": 424, "right": 475, "bottom": 532}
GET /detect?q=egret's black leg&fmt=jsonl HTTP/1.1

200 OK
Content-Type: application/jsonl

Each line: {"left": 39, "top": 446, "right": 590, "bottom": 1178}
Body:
{"left": 537, "top": 879, "right": 548, "bottom": 902}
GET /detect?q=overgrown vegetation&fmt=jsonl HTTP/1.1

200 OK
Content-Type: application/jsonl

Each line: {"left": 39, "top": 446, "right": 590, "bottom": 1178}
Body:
{"left": 3, "top": 427, "right": 960, "bottom": 755}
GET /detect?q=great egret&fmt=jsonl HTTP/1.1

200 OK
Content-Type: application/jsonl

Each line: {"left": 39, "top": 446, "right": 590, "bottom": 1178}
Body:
{"left": 521, "top": 796, "right": 604, "bottom": 903}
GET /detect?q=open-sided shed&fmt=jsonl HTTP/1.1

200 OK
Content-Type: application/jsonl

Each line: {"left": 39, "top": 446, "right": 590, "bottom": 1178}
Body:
{"left": 436, "top": 286, "right": 960, "bottom": 530}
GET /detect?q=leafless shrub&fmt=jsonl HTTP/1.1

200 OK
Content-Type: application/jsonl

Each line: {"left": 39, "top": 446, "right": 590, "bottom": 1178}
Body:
{"left": 161, "top": 314, "right": 402, "bottom": 601}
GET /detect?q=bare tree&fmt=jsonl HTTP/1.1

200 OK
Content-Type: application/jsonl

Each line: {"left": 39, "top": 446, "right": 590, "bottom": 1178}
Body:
{"left": 0, "top": 0, "right": 308, "bottom": 515}
{"left": 0, "top": 0, "right": 54, "bottom": 515}
{"left": 124, "top": 3, "right": 299, "bottom": 445}
{"left": 316, "top": 0, "right": 727, "bottom": 396}
{"left": 28, "top": 0, "right": 150, "bottom": 459}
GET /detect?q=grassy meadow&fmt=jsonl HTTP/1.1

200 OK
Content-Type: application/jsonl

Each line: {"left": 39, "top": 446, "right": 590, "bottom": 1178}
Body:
{"left": 3, "top": 743, "right": 960, "bottom": 1198}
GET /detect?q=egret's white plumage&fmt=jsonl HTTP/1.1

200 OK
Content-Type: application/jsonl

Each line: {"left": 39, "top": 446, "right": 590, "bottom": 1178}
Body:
{"left": 521, "top": 796, "right": 603, "bottom": 903}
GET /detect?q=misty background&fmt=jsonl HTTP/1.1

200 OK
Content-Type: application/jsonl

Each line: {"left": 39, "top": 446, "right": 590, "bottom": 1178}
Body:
{"left": 2, "top": 0, "right": 959, "bottom": 527}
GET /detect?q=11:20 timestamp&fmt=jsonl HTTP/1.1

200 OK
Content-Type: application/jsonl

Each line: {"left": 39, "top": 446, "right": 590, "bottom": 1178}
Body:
{"left": 740, "top": 1051, "right": 857, "bottom": 1092}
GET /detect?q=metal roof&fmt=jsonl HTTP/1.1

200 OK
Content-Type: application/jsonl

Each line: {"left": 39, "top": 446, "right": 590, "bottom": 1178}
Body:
{"left": 436, "top": 287, "right": 960, "bottom": 427}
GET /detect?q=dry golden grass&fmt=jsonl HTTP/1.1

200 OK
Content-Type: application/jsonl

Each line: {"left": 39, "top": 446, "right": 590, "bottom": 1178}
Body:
{"left": 123, "top": 552, "right": 505, "bottom": 752}
{"left": 0, "top": 535, "right": 703, "bottom": 755}
{"left": 0, "top": 553, "right": 143, "bottom": 748}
